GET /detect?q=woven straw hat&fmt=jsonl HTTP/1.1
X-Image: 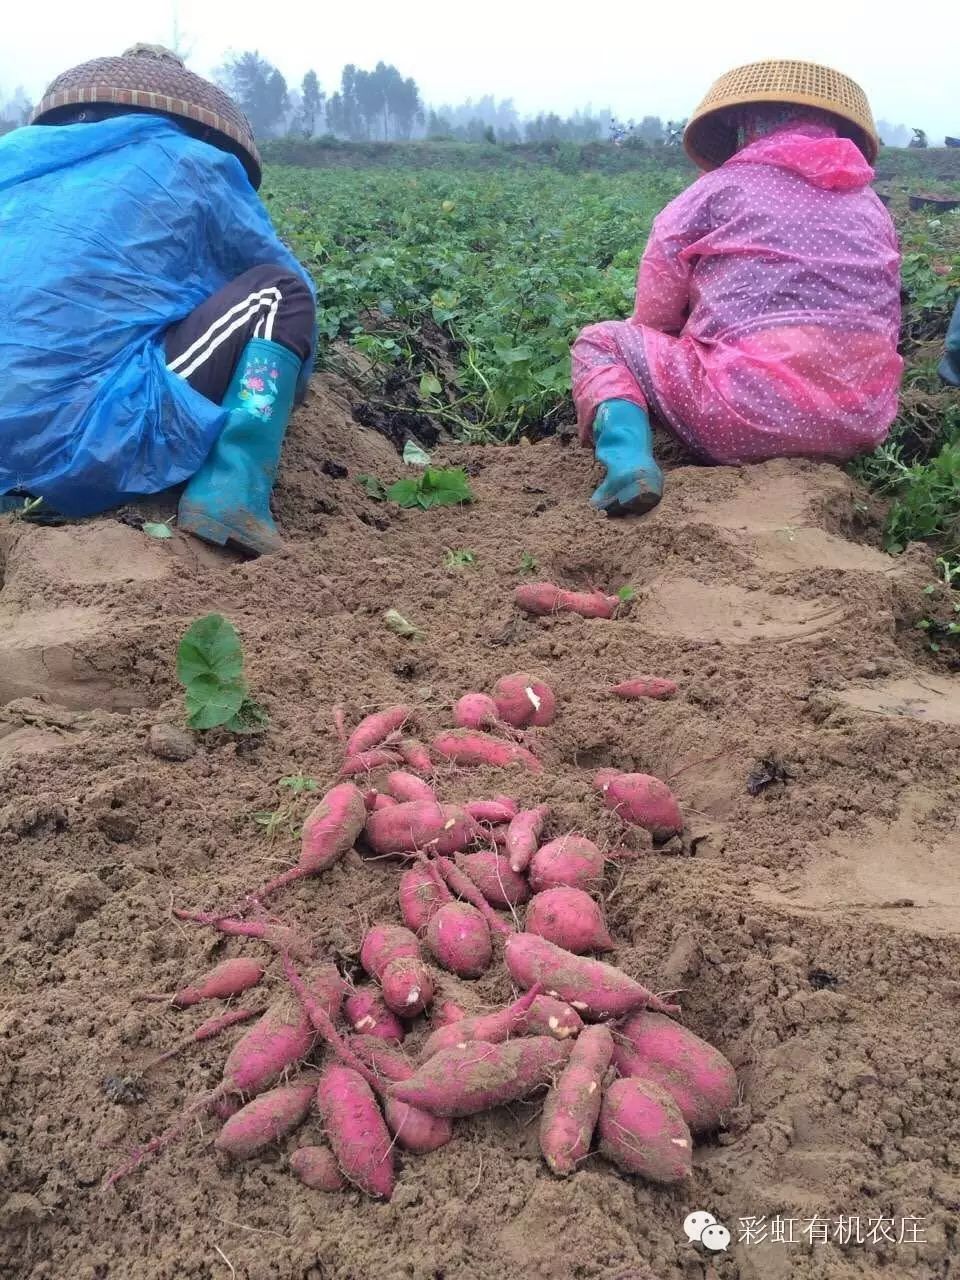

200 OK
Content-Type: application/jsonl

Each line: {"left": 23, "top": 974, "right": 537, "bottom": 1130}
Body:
{"left": 31, "top": 44, "right": 262, "bottom": 187}
{"left": 684, "top": 59, "right": 878, "bottom": 171}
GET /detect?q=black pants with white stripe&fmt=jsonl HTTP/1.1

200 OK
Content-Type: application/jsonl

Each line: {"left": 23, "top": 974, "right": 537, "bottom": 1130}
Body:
{"left": 165, "top": 265, "right": 315, "bottom": 401}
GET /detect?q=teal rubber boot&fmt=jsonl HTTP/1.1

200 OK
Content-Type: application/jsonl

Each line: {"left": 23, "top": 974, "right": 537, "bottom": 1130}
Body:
{"left": 178, "top": 338, "right": 302, "bottom": 555}
{"left": 590, "top": 399, "right": 664, "bottom": 516}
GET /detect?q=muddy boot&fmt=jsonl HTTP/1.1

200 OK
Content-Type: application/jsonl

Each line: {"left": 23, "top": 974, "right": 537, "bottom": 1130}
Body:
{"left": 590, "top": 399, "right": 664, "bottom": 516}
{"left": 178, "top": 339, "right": 302, "bottom": 555}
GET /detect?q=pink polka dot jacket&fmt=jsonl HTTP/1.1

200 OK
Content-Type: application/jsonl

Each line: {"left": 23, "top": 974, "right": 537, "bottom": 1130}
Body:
{"left": 571, "top": 124, "right": 902, "bottom": 464}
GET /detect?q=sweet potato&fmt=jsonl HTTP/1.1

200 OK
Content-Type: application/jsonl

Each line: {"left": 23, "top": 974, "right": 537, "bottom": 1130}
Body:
{"left": 290, "top": 1145, "right": 345, "bottom": 1191}
{"left": 539, "top": 1024, "right": 614, "bottom": 1175}
{"left": 360, "top": 924, "right": 434, "bottom": 1017}
{"left": 610, "top": 677, "right": 678, "bottom": 701}
{"left": 389, "top": 1036, "right": 572, "bottom": 1116}
{"left": 399, "top": 863, "right": 450, "bottom": 933}
{"left": 492, "top": 672, "right": 557, "bottom": 728}
{"left": 525, "top": 887, "right": 614, "bottom": 954}
{"left": 455, "top": 851, "right": 530, "bottom": 907}
{"left": 344, "top": 989, "right": 405, "bottom": 1043}
{"left": 426, "top": 901, "right": 492, "bottom": 978}
{"left": 515, "top": 583, "right": 618, "bottom": 620}
{"left": 528, "top": 835, "right": 604, "bottom": 894}
{"left": 612, "top": 1012, "right": 737, "bottom": 1133}
{"left": 597, "top": 1077, "right": 692, "bottom": 1183}
{"left": 464, "top": 798, "right": 519, "bottom": 824}
{"left": 397, "top": 738, "right": 433, "bottom": 773}
{"left": 432, "top": 729, "right": 542, "bottom": 772}
{"left": 386, "top": 771, "right": 437, "bottom": 804}
{"left": 142, "top": 1007, "right": 261, "bottom": 1072}
{"left": 172, "top": 910, "right": 315, "bottom": 962}
{"left": 351, "top": 1037, "right": 453, "bottom": 1153}
{"left": 519, "top": 995, "right": 584, "bottom": 1040}
{"left": 504, "top": 933, "right": 679, "bottom": 1019}
{"left": 316, "top": 1065, "right": 395, "bottom": 1199}
{"left": 339, "top": 749, "right": 402, "bottom": 778}
{"left": 365, "top": 799, "right": 446, "bottom": 855}
{"left": 247, "top": 782, "right": 366, "bottom": 901}
{"left": 433, "top": 805, "right": 481, "bottom": 856}
{"left": 454, "top": 692, "right": 503, "bottom": 732}
{"left": 371, "top": 793, "right": 399, "bottom": 811}
{"left": 506, "top": 804, "right": 550, "bottom": 874}
{"left": 419, "top": 985, "right": 543, "bottom": 1059}
{"left": 135, "top": 957, "right": 265, "bottom": 1007}
{"left": 435, "top": 855, "right": 513, "bottom": 936}
{"left": 433, "top": 999, "right": 468, "bottom": 1026}
{"left": 345, "top": 705, "right": 414, "bottom": 758}
{"left": 215, "top": 1079, "right": 316, "bottom": 1159}
{"left": 594, "top": 771, "right": 683, "bottom": 840}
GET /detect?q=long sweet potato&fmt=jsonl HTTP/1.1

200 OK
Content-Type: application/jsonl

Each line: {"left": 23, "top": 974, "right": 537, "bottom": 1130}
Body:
{"left": 504, "top": 933, "right": 679, "bottom": 1019}
{"left": 505, "top": 804, "right": 550, "bottom": 873}
{"left": 389, "top": 1036, "right": 571, "bottom": 1117}
{"left": 351, "top": 1037, "right": 452, "bottom": 1154}
{"left": 135, "top": 957, "right": 265, "bottom": 1008}
{"left": 215, "top": 1079, "right": 316, "bottom": 1159}
{"left": 346, "top": 705, "right": 414, "bottom": 758}
{"left": 399, "top": 863, "right": 450, "bottom": 933}
{"left": 316, "top": 1065, "right": 395, "bottom": 1199}
{"left": 247, "top": 783, "right": 366, "bottom": 902}
{"left": 455, "top": 851, "right": 530, "bottom": 907}
{"left": 539, "top": 1024, "right": 614, "bottom": 1175}
{"left": 597, "top": 1077, "right": 692, "bottom": 1183}
{"left": 432, "top": 729, "right": 542, "bottom": 773}
{"left": 515, "top": 583, "right": 618, "bottom": 620}
{"left": 365, "top": 799, "right": 446, "bottom": 855}
{"left": 419, "top": 985, "right": 543, "bottom": 1059}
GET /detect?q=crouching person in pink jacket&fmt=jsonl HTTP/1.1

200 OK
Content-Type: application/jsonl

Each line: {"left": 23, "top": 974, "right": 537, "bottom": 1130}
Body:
{"left": 572, "top": 60, "right": 902, "bottom": 515}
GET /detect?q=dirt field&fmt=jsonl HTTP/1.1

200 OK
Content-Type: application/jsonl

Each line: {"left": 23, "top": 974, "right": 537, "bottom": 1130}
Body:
{"left": 2, "top": 375, "right": 959, "bottom": 1280}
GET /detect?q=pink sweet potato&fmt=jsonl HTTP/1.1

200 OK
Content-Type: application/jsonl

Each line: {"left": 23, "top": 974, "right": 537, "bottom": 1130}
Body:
{"left": 316, "top": 1065, "right": 395, "bottom": 1199}
{"left": 371, "top": 793, "right": 399, "bottom": 811}
{"left": 528, "top": 835, "right": 604, "bottom": 894}
{"left": 506, "top": 804, "right": 550, "bottom": 873}
{"left": 426, "top": 901, "right": 492, "bottom": 978}
{"left": 519, "top": 995, "right": 584, "bottom": 1040}
{"left": 344, "top": 989, "right": 405, "bottom": 1043}
{"left": 142, "top": 1007, "right": 261, "bottom": 1072}
{"left": 351, "top": 1037, "right": 453, "bottom": 1153}
{"left": 432, "top": 730, "right": 542, "bottom": 772}
{"left": 594, "top": 771, "right": 683, "bottom": 840}
{"left": 345, "top": 705, "right": 414, "bottom": 758}
{"left": 365, "top": 799, "right": 446, "bottom": 855}
{"left": 360, "top": 924, "right": 434, "bottom": 1017}
{"left": 504, "top": 933, "right": 679, "bottom": 1020}
{"left": 390, "top": 1036, "right": 571, "bottom": 1116}
{"left": 435, "top": 856, "right": 513, "bottom": 936}
{"left": 597, "top": 1077, "right": 692, "bottom": 1183}
{"left": 339, "top": 749, "right": 403, "bottom": 778}
{"left": 610, "top": 676, "right": 678, "bottom": 701}
{"left": 515, "top": 583, "right": 618, "bottom": 620}
{"left": 612, "top": 1012, "right": 737, "bottom": 1133}
{"left": 399, "top": 863, "right": 450, "bottom": 933}
{"left": 464, "top": 798, "right": 519, "bottom": 824}
{"left": 290, "top": 1145, "right": 345, "bottom": 1191}
{"left": 419, "top": 985, "right": 543, "bottom": 1059}
{"left": 525, "top": 887, "right": 614, "bottom": 953}
{"left": 433, "top": 999, "right": 468, "bottom": 1026}
{"left": 386, "top": 771, "right": 437, "bottom": 804}
{"left": 539, "top": 1024, "right": 614, "bottom": 1175}
{"left": 455, "top": 851, "right": 530, "bottom": 907}
{"left": 246, "top": 783, "right": 366, "bottom": 902}
{"left": 215, "top": 1079, "right": 316, "bottom": 1159}
{"left": 492, "top": 672, "right": 557, "bottom": 728}
{"left": 454, "top": 693, "right": 503, "bottom": 732}
{"left": 136, "top": 957, "right": 265, "bottom": 1007}
{"left": 172, "top": 910, "right": 315, "bottom": 962}
{"left": 397, "top": 738, "right": 433, "bottom": 773}
{"left": 360, "top": 924, "right": 420, "bottom": 978}
{"left": 433, "top": 805, "right": 481, "bottom": 856}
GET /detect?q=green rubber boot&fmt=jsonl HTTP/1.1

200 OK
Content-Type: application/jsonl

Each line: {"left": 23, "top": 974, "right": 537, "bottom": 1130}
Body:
{"left": 178, "top": 338, "right": 302, "bottom": 555}
{"left": 590, "top": 399, "right": 664, "bottom": 516}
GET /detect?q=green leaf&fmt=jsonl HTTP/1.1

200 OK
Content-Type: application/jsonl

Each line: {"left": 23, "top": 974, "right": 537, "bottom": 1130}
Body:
{"left": 403, "top": 439, "right": 432, "bottom": 467}
{"left": 418, "top": 373, "right": 442, "bottom": 399}
{"left": 184, "top": 675, "right": 247, "bottom": 730}
{"left": 386, "top": 477, "right": 421, "bottom": 507}
{"left": 177, "top": 615, "right": 245, "bottom": 686}
{"left": 617, "top": 585, "right": 637, "bottom": 603}
{"left": 224, "top": 698, "right": 270, "bottom": 735}
{"left": 357, "top": 474, "right": 387, "bottom": 500}
{"left": 142, "top": 521, "right": 173, "bottom": 540}
{"left": 279, "top": 773, "right": 319, "bottom": 793}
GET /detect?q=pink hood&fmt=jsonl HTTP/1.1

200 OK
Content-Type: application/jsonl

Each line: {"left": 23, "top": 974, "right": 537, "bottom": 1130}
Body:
{"left": 725, "top": 123, "right": 874, "bottom": 192}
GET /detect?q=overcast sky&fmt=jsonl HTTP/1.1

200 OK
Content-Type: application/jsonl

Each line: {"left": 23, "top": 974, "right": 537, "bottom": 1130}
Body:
{"left": 4, "top": 0, "right": 957, "bottom": 138}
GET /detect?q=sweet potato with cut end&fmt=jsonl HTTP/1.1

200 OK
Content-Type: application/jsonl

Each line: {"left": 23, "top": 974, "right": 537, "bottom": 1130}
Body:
{"left": 464, "top": 798, "right": 519, "bottom": 824}
{"left": 365, "top": 799, "right": 446, "bottom": 855}
{"left": 529, "top": 835, "right": 604, "bottom": 895}
{"left": 351, "top": 1037, "right": 453, "bottom": 1153}
{"left": 612, "top": 1012, "right": 737, "bottom": 1133}
{"left": 136, "top": 957, "right": 265, "bottom": 1007}
{"left": 344, "top": 990, "right": 405, "bottom": 1043}
{"left": 525, "top": 887, "right": 614, "bottom": 953}
{"left": 215, "top": 1079, "right": 316, "bottom": 1159}
{"left": 389, "top": 1036, "right": 571, "bottom": 1116}
{"left": 539, "top": 1024, "right": 614, "bottom": 1175}
{"left": 419, "top": 985, "right": 543, "bottom": 1059}
{"left": 515, "top": 583, "right": 618, "bottom": 620}
{"left": 456, "top": 851, "right": 530, "bottom": 907}
{"left": 610, "top": 677, "right": 678, "bottom": 701}
{"left": 492, "top": 672, "right": 557, "bottom": 728}
{"left": 346, "top": 705, "right": 414, "bottom": 758}
{"left": 290, "top": 1145, "right": 345, "bottom": 1191}
{"left": 594, "top": 771, "right": 682, "bottom": 840}
{"left": 454, "top": 693, "right": 503, "bottom": 732}
{"left": 519, "top": 995, "right": 584, "bottom": 1040}
{"left": 504, "top": 933, "right": 679, "bottom": 1020}
{"left": 432, "top": 729, "right": 542, "bottom": 772}
{"left": 386, "top": 771, "right": 437, "bottom": 804}
{"left": 316, "top": 1065, "right": 395, "bottom": 1199}
{"left": 597, "top": 1077, "right": 693, "bottom": 1183}
{"left": 506, "top": 804, "right": 550, "bottom": 873}
{"left": 399, "top": 863, "right": 450, "bottom": 933}
{"left": 339, "top": 749, "right": 403, "bottom": 778}
{"left": 397, "top": 738, "right": 433, "bottom": 773}
{"left": 426, "top": 901, "right": 492, "bottom": 978}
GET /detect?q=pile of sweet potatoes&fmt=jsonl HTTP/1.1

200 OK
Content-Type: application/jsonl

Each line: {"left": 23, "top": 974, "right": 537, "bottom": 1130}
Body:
{"left": 107, "top": 681, "right": 739, "bottom": 1200}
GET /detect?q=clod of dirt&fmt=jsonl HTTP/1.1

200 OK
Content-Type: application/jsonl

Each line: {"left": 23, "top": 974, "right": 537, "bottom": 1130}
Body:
{"left": 148, "top": 723, "right": 196, "bottom": 762}
{"left": 322, "top": 460, "right": 348, "bottom": 479}
{"left": 746, "top": 755, "right": 795, "bottom": 795}
{"left": 102, "top": 1074, "right": 146, "bottom": 1105}
{"left": 0, "top": 1193, "right": 44, "bottom": 1232}
{"left": 808, "top": 968, "right": 840, "bottom": 990}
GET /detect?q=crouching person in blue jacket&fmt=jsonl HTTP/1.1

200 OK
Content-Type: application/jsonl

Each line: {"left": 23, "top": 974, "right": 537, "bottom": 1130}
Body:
{"left": 0, "top": 44, "right": 316, "bottom": 555}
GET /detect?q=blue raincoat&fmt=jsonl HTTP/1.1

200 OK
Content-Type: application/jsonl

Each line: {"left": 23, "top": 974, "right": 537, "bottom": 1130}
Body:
{"left": 0, "top": 115, "right": 314, "bottom": 515}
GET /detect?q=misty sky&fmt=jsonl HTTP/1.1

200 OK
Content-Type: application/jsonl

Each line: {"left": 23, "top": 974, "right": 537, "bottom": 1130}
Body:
{"left": 4, "top": 0, "right": 958, "bottom": 139}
